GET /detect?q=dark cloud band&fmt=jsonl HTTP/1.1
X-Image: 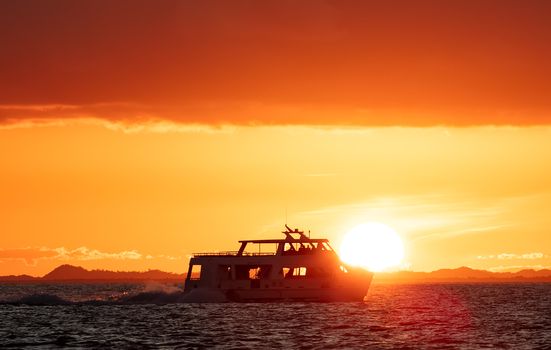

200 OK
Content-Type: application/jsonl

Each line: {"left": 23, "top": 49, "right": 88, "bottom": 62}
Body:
{"left": 1, "top": 0, "right": 551, "bottom": 126}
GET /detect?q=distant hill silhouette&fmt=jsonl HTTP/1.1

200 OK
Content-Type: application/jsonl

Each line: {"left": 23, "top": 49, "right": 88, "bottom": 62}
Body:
{"left": 375, "top": 266, "right": 551, "bottom": 283}
{"left": 0, "top": 264, "right": 185, "bottom": 282}
{"left": 1, "top": 264, "right": 550, "bottom": 283}
{"left": 43, "top": 265, "right": 88, "bottom": 280}
{"left": 0, "top": 274, "right": 38, "bottom": 282}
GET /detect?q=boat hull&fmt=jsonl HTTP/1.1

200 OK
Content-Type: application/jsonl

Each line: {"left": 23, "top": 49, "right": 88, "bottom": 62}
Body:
{"left": 183, "top": 271, "right": 373, "bottom": 302}
{"left": 225, "top": 286, "right": 369, "bottom": 302}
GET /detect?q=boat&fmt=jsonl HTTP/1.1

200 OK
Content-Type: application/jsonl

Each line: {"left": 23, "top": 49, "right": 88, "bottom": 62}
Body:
{"left": 183, "top": 225, "right": 373, "bottom": 302}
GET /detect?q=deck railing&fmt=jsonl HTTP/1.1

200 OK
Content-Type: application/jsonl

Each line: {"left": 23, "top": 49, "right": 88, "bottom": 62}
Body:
{"left": 192, "top": 251, "right": 276, "bottom": 257}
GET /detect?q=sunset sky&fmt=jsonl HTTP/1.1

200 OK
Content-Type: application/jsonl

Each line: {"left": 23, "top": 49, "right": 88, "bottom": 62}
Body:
{"left": 1, "top": 0, "right": 550, "bottom": 276}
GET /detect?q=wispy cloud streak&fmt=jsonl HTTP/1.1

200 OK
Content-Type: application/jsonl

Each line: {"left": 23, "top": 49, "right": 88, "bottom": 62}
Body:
{"left": 478, "top": 252, "right": 546, "bottom": 260}
{"left": 0, "top": 247, "right": 185, "bottom": 266}
{"left": 296, "top": 193, "right": 514, "bottom": 241}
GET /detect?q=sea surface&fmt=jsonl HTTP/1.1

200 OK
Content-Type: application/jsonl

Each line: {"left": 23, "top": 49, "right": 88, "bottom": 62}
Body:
{"left": 0, "top": 282, "right": 550, "bottom": 349}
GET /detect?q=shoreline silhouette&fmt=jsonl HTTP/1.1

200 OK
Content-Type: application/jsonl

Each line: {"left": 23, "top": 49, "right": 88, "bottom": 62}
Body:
{"left": 1, "top": 264, "right": 550, "bottom": 283}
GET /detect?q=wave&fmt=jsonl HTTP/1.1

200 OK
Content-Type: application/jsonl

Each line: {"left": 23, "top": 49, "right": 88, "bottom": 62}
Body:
{"left": 0, "top": 286, "right": 227, "bottom": 305}
{"left": 0, "top": 292, "right": 186, "bottom": 306}
{"left": 2, "top": 293, "right": 74, "bottom": 306}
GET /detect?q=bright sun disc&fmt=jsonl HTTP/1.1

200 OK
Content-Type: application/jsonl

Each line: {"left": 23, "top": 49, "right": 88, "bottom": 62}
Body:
{"left": 340, "top": 222, "right": 404, "bottom": 272}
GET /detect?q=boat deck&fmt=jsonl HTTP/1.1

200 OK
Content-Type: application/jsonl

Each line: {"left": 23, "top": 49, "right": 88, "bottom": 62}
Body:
{"left": 192, "top": 251, "right": 275, "bottom": 257}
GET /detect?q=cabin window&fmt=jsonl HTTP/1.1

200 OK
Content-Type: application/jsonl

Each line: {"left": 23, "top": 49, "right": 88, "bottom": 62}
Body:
{"left": 249, "top": 267, "right": 262, "bottom": 279}
{"left": 189, "top": 264, "right": 202, "bottom": 280}
{"left": 235, "top": 265, "right": 272, "bottom": 280}
{"left": 282, "top": 267, "right": 310, "bottom": 278}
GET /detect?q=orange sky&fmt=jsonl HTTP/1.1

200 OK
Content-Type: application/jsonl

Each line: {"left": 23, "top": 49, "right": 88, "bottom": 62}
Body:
{"left": 1, "top": 123, "right": 550, "bottom": 275}
{"left": 1, "top": 1, "right": 550, "bottom": 275}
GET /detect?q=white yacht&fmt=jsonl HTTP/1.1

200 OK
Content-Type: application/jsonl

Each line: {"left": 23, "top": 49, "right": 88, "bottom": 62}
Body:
{"left": 183, "top": 225, "right": 373, "bottom": 302}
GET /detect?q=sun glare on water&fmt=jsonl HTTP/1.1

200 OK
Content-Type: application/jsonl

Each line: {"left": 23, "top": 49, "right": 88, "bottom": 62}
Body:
{"left": 339, "top": 222, "right": 405, "bottom": 272}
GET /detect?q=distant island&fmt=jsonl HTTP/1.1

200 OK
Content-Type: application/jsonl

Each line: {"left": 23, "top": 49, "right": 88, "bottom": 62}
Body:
{"left": 0, "top": 264, "right": 185, "bottom": 283}
{"left": 0, "top": 264, "right": 550, "bottom": 283}
{"left": 374, "top": 266, "right": 551, "bottom": 283}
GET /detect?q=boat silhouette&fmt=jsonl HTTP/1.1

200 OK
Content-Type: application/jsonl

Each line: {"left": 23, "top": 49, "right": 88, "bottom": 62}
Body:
{"left": 183, "top": 225, "right": 373, "bottom": 302}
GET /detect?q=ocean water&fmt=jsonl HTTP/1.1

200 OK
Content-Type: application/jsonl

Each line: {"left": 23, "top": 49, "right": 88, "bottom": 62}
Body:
{"left": 0, "top": 283, "right": 550, "bottom": 349}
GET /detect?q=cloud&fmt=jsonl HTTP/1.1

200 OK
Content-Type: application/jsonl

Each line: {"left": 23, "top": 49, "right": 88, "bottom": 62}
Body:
{"left": 0, "top": 106, "right": 236, "bottom": 133}
{"left": 487, "top": 265, "right": 551, "bottom": 272}
{"left": 478, "top": 252, "right": 546, "bottom": 260}
{"left": 155, "top": 254, "right": 182, "bottom": 261}
{"left": 53, "top": 247, "right": 142, "bottom": 261}
{"left": 0, "top": 248, "right": 59, "bottom": 266}
{"left": 1, "top": 0, "right": 551, "bottom": 127}
{"left": 0, "top": 247, "right": 189, "bottom": 267}
{"left": 1, "top": 103, "right": 550, "bottom": 129}
{"left": 0, "top": 247, "right": 166, "bottom": 266}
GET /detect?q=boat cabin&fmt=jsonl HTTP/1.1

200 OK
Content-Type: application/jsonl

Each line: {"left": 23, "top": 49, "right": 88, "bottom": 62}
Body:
{"left": 185, "top": 226, "right": 347, "bottom": 290}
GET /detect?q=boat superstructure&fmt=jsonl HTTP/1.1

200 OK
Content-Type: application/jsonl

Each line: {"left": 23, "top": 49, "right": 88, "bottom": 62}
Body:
{"left": 183, "top": 225, "right": 373, "bottom": 302}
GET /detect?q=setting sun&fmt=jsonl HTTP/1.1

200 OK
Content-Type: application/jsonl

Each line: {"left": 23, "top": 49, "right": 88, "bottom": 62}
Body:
{"left": 340, "top": 222, "right": 405, "bottom": 272}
